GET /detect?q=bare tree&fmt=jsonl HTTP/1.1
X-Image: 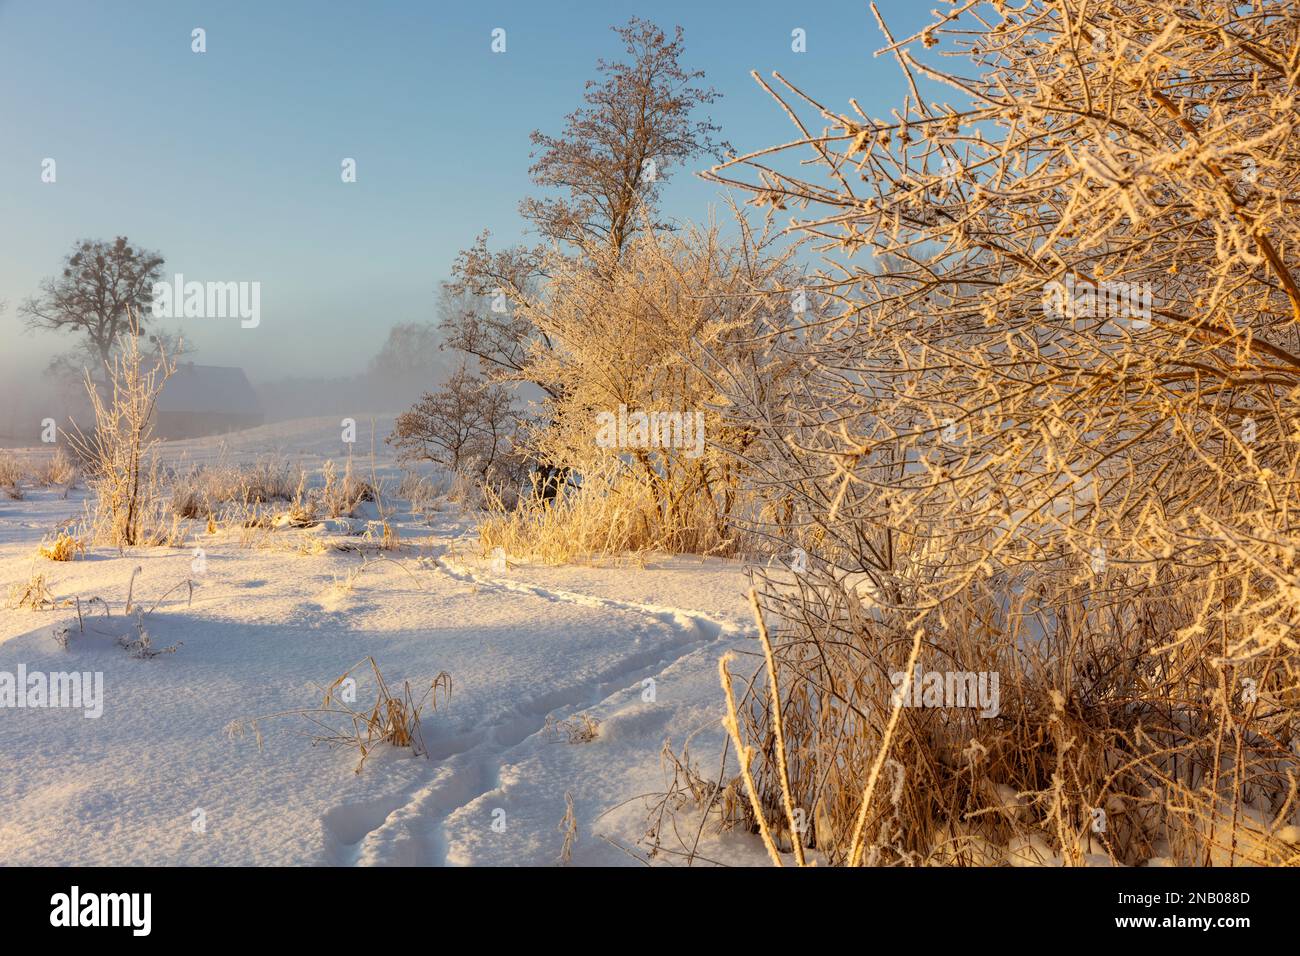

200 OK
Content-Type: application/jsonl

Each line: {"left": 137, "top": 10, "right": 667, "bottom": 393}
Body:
{"left": 368, "top": 321, "right": 442, "bottom": 382}
{"left": 522, "top": 16, "right": 726, "bottom": 258}
{"left": 21, "top": 237, "right": 165, "bottom": 369}
{"left": 365, "top": 317, "right": 450, "bottom": 409}
{"left": 431, "top": 276, "right": 549, "bottom": 393}
{"left": 387, "top": 362, "right": 515, "bottom": 482}
{"left": 442, "top": 18, "right": 724, "bottom": 387}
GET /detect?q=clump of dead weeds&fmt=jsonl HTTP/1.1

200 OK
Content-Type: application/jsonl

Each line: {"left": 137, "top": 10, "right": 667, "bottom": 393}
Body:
{"left": 229, "top": 656, "right": 451, "bottom": 773}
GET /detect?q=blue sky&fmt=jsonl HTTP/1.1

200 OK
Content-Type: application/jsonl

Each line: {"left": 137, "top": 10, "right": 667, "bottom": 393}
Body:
{"left": 0, "top": 0, "right": 935, "bottom": 381}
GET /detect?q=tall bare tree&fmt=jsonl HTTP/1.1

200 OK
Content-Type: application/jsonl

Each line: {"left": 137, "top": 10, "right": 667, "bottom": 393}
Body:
{"left": 522, "top": 16, "right": 725, "bottom": 258}
{"left": 442, "top": 18, "right": 724, "bottom": 387}
{"left": 21, "top": 237, "right": 165, "bottom": 369}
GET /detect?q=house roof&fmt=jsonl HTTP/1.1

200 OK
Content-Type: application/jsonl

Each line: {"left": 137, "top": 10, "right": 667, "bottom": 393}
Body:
{"left": 156, "top": 364, "right": 262, "bottom": 417}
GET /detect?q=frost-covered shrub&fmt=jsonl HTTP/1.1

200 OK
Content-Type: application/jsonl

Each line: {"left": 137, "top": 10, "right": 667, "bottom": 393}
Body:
{"left": 480, "top": 218, "right": 799, "bottom": 559}
{"left": 710, "top": 0, "right": 1300, "bottom": 866}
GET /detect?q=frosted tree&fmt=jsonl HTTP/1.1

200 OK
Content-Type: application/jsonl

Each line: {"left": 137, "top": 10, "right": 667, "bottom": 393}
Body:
{"left": 442, "top": 18, "right": 725, "bottom": 389}
{"left": 503, "top": 212, "right": 800, "bottom": 554}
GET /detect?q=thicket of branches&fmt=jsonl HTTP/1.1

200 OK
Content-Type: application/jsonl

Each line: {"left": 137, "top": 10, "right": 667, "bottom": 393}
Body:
{"left": 704, "top": 0, "right": 1300, "bottom": 865}
{"left": 388, "top": 361, "right": 519, "bottom": 487}
{"left": 479, "top": 215, "right": 798, "bottom": 557}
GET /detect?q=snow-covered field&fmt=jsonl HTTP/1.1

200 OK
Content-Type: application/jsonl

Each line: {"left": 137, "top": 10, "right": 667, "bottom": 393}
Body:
{"left": 0, "top": 418, "right": 769, "bottom": 866}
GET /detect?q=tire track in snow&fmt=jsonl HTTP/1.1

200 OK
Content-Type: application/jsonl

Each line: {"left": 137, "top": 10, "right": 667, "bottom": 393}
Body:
{"left": 318, "top": 546, "right": 751, "bottom": 866}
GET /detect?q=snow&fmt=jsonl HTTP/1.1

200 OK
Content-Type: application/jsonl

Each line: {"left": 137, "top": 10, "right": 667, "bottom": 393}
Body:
{"left": 0, "top": 418, "right": 760, "bottom": 866}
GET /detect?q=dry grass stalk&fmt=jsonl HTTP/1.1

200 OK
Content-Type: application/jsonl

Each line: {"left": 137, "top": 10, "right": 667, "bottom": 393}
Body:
{"left": 547, "top": 713, "right": 601, "bottom": 744}
{"left": 0, "top": 455, "right": 24, "bottom": 495}
{"left": 6, "top": 571, "right": 65, "bottom": 611}
{"left": 38, "top": 531, "right": 84, "bottom": 562}
{"left": 747, "top": 588, "right": 806, "bottom": 866}
{"left": 558, "top": 791, "right": 578, "bottom": 865}
{"left": 719, "top": 651, "right": 785, "bottom": 866}
{"left": 232, "top": 657, "right": 452, "bottom": 774}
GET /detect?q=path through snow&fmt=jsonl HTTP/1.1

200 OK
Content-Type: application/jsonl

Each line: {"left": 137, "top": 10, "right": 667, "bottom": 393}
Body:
{"left": 0, "top": 464, "right": 764, "bottom": 866}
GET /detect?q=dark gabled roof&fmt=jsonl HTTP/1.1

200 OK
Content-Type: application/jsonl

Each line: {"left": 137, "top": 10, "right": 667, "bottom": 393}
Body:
{"left": 156, "top": 364, "right": 262, "bottom": 416}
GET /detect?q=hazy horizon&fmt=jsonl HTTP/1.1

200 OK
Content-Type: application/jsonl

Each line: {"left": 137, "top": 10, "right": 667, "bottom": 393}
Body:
{"left": 0, "top": 0, "right": 930, "bottom": 388}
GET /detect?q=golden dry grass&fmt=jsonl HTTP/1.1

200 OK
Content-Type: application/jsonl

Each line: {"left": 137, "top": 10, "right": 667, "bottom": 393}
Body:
{"left": 38, "top": 531, "right": 84, "bottom": 562}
